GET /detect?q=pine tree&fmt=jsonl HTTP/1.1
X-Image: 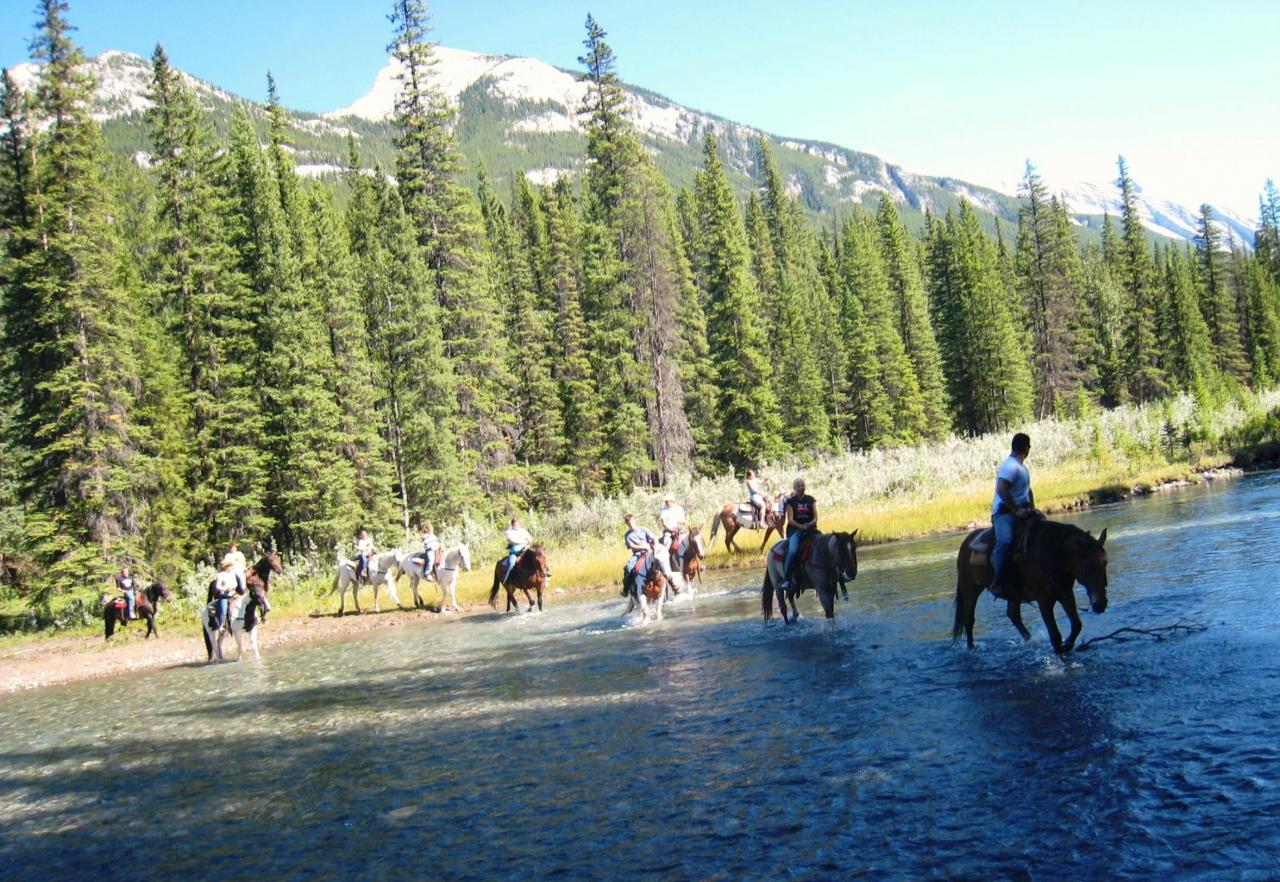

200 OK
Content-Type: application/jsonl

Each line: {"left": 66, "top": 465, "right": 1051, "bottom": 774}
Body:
{"left": 1158, "top": 245, "right": 1216, "bottom": 394}
{"left": 1115, "top": 156, "right": 1165, "bottom": 403}
{"left": 927, "top": 206, "right": 1034, "bottom": 434}
{"left": 1078, "top": 244, "right": 1128, "bottom": 408}
{"left": 1014, "top": 164, "right": 1087, "bottom": 415}
{"left": 876, "top": 194, "right": 951, "bottom": 438}
{"left": 389, "top": 0, "right": 513, "bottom": 505}
{"left": 145, "top": 46, "right": 271, "bottom": 553}
{"left": 577, "top": 16, "right": 694, "bottom": 482}
{"left": 1195, "top": 204, "right": 1248, "bottom": 380}
{"left": 0, "top": 1, "right": 150, "bottom": 600}
{"left": 542, "top": 178, "right": 606, "bottom": 493}
{"left": 693, "top": 132, "right": 783, "bottom": 466}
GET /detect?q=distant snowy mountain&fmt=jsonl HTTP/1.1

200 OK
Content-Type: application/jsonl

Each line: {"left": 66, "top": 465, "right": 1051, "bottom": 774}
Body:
{"left": 7, "top": 47, "right": 1259, "bottom": 246}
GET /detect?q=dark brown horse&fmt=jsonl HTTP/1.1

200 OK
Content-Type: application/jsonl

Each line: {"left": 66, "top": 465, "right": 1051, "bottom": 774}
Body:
{"left": 103, "top": 581, "right": 173, "bottom": 640}
{"left": 489, "top": 546, "right": 551, "bottom": 612}
{"left": 953, "top": 519, "right": 1109, "bottom": 654}
{"left": 709, "top": 496, "right": 783, "bottom": 553}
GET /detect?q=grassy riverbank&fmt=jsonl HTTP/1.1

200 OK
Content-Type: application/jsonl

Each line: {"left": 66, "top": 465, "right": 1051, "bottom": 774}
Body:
{"left": 4, "top": 388, "right": 1279, "bottom": 647}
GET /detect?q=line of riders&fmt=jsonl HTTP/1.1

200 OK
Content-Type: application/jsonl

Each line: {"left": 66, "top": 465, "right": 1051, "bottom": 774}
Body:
{"left": 104, "top": 433, "right": 1089, "bottom": 643}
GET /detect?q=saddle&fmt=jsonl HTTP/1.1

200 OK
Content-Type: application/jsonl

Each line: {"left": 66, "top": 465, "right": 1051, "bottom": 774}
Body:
{"left": 969, "top": 519, "right": 1036, "bottom": 568}
{"left": 769, "top": 535, "right": 815, "bottom": 565}
{"left": 737, "top": 502, "right": 755, "bottom": 516}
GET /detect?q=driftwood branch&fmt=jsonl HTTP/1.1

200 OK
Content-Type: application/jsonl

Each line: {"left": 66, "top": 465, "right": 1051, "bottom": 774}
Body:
{"left": 1077, "top": 619, "right": 1207, "bottom": 650}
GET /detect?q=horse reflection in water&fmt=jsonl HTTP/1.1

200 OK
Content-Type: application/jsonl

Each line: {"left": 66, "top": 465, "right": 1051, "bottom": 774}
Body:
{"left": 952, "top": 519, "right": 1109, "bottom": 654}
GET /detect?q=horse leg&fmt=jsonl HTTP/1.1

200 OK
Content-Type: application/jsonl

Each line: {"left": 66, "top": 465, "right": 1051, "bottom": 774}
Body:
{"left": 385, "top": 573, "right": 405, "bottom": 610}
{"left": 521, "top": 587, "right": 534, "bottom": 612}
{"left": 818, "top": 586, "right": 835, "bottom": 620}
{"left": 536, "top": 585, "right": 544, "bottom": 612}
{"left": 1034, "top": 596, "right": 1066, "bottom": 654}
{"left": 1056, "top": 587, "right": 1083, "bottom": 653}
{"left": 725, "top": 524, "right": 737, "bottom": 553}
{"left": 144, "top": 613, "right": 155, "bottom": 639}
{"left": 104, "top": 611, "right": 113, "bottom": 640}
{"left": 1006, "top": 600, "right": 1032, "bottom": 642}
{"left": 248, "top": 622, "right": 260, "bottom": 660}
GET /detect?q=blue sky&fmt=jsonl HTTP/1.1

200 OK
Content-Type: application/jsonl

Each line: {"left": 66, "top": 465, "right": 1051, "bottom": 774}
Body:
{"left": 2, "top": 0, "right": 1276, "bottom": 216}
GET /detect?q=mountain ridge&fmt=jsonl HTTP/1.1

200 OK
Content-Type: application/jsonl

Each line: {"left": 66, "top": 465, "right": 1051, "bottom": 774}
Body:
{"left": 6, "top": 47, "right": 1258, "bottom": 247}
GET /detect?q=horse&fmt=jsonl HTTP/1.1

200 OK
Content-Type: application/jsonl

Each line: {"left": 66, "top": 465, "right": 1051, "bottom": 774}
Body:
{"left": 665, "top": 526, "right": 706, "bottom": 596}
{"left": 488, "top": 545, "right": 551, "bottom": 613}
{"left": 201, "top": 589, "right": 250, "bottom": 662}
{"left": 709, "top": 495, "right": 782, "bottom": 553}
{"left": 332, "top": 549, "right": 406, "bottom": 616}
{"left": 397, "top": 543, "right": 471, "bottom": 612}
{"left": 622, "top": 551, "right": 669, "bottom": 623}
{"left": 201, "top": 552, "right": 283, "bottom": 661}
{"left": 761, "top": 531, "right": 859, "bottom": 623}
{"left": 102, "top": 581, "right": 173, "bottom": 640}
{"left": 952, "top": 519, "right": 1109, "bottom": 655}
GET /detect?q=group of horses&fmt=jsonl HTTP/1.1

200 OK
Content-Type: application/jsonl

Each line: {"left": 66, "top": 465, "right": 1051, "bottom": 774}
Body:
{"left": 99, "top": 495, "right": 1114, "bottom": 661}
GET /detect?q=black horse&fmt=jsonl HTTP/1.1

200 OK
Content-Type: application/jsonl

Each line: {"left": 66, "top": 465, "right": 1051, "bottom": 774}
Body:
{"left": 953, "top": 519, "right": 1109, "bottom": 654}
{"left": 103, "top": 581, "right": 174, "bottom": 640}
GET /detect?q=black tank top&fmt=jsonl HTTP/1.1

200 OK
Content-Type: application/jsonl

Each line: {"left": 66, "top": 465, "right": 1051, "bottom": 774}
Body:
{"left": 785, "top": 494, "right": 815, "bottom": 536}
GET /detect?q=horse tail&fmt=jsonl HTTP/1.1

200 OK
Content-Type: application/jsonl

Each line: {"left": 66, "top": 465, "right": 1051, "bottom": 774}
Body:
{"left": 330, "top": 569, "right": 341, "bottom": 595}
{"left": 761, "top": 567, "right": 774, "bottom": 621}
{"left": 488, "top": 568, "right": 501, "bottom": 608}
{"left": 952, "top": 545, "right": 968, "bottom": 642}
{"left": 708, "top": 512, "right": 721, "bottom": 549}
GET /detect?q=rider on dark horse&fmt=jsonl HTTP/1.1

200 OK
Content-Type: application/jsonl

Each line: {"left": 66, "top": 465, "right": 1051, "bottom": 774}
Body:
{"left": 115, "top": 565, "right": 137, "bottom": 620}
{"left": 621, "top": 513, "right": 657, "bottom": 597}
{"left": 779, "top": 478, "right": 818, "bottom": 593}
{"left": 991, "top": 432, "right": 1037, "bottom": 598}
{"left": 502, "top": 517, "right": 532, "bottom": 585}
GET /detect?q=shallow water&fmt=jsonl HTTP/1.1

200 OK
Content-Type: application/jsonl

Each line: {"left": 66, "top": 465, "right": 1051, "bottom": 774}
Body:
{"left": 3, "top": 473, "right": 1280, "bottom": 881}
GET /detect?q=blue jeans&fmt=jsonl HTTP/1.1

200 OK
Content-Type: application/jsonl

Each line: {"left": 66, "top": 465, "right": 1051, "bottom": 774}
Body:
{"left": 504, "top": 547, "right": 525, "bottom": 583}
{"left": 355, "top": 554, "right": 368, "bottom": 581}
{"left": 782, "top": 530, "right": 808, "bottom": 584}
{"left": 123, "top": 588, "right": 135, "bottom": 618}
{"left": 212, "top": 596, "right": 229, "bottom": 630}
{"left": 991, "top": 511, "right": 1017, "bottom": 588}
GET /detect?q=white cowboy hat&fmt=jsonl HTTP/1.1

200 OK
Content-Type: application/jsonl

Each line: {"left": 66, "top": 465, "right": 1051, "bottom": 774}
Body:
{"left": 663, "top": 493, "right": 675, "bottom": 502}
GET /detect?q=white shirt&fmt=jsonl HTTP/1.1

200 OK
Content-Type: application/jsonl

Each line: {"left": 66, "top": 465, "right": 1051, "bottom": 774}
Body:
{"left": 215, "top": 571, "right": 238, "bottom": 595}
{"left": 506, "top": 527, "right": 531, "bottom": 548}
{"left": 357, "top": 537, "right": 374, "bottom": 556}
{"left": 422, "top": 531, "right": 439, "bottom": 553}
{"left": 658, "top": 504, "right": 686, "bottom": 532}
{"left": 222, "top": 549, "right": 247, "bottom": 578}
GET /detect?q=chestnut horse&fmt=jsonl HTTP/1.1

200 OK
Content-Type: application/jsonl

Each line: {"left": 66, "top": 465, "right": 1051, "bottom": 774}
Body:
{"left": 488, "top": 546, "right": 551, "bottom": 612}
{"left": 709, "top": 496, "right": 782, "bottom": 553}
{"left": 952, "top": 519, "right": 1109, "bottom": 654}
{"left": 103, "top": 581, "right": 174, "bottom": 640}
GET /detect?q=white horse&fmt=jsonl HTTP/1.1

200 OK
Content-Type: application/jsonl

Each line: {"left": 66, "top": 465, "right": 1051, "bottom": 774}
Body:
{"left": 397, "top": 543, "right": 471, "bottom": 612}
{"left": 201, "top": 592, "right": 261, "bottom": 662}
{"left": 333, "top": 549, "right": 405, "bottom": 616}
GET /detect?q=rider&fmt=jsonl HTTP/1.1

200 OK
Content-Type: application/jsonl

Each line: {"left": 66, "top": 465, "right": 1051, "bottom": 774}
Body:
{"left": 212, "top": 560, "right": 238, "bottom": 631}
{"left": 415, "top": 522, "right": 440, "bottom": 581}
{"left": 745, "top": 469, "right": 767, "bottom": 528}
{"left": 115, "top": 565, "right": 137, "bottom": 620}
{"left": 502, "top": 517, "right": 532, "bottom": 585}
{"left": 354, "top": 529, "right": 374, "bottom": 585}
{"left": 779, "top": 478, "right": 818, "bottom": 592}
{"left": 657, "top": 493, "right": 687, "bottom": 569}
{"left": 622, "top": 513, "right": 657, "bottom": 597}
{"left": 223, "top": 542, "right": 247, "bottom": 594}
{"left": 991, "top": 432, "right": 1035, "bottom": 597}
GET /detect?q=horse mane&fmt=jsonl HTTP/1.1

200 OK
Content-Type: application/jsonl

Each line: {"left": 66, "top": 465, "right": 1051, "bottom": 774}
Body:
{"left": 1036, "top": 519, "right": 1103, "bottom": 555}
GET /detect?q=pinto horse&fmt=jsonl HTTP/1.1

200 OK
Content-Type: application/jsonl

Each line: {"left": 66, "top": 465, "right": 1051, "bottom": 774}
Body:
{"left": 201, "top": 552, "right": 283, "bottom": 661}
{"left": 709, "top": 496, "right": 782, "bottom": 553}
{"left": 761, "top": 531, "right": 859, "bottom": 623}
{"left": 103, "top": 581, "right": 174, "bottom": 640}
{"left": 622, "top": 551, "right": 669, "bottom": 623}
{"left": 952, "top": 519, "right": 1109, "bottom": 654}
{"left": 488, "top": 546, "right": 551, "bottom": 612}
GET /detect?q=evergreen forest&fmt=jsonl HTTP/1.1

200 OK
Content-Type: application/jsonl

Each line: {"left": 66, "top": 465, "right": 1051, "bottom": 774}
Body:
{"left": 3, "top": 0, "right": 1280, "bottom": 607}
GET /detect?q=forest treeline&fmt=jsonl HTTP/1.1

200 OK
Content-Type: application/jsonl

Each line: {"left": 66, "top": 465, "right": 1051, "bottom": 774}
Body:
{"left": 2, "top": 0, "right": 1279, "bottom": 603}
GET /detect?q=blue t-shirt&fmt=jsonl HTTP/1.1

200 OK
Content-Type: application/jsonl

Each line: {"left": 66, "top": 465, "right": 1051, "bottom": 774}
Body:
{"left": 625, "top": 526, "right": 656, "bottom": 551}
{"left": 992, "top": 455, "right": 1031, "bottom": 515}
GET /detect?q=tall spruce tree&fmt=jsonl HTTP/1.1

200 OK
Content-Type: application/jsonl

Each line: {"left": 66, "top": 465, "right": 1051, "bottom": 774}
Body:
{"left": 0, "top": 1, "right": 149, "bottom": 599}
{"left": 876, "top": 194, "right": 951, "bottom": 437}
{"left": 1014, "top": 164, "right": 1087, "bottom": 415}
{"left": 1195, "top": 204, "right": 1248, "bottom": 381}
{"left": 577, "top": 15, "right": 694, "bottom": 483}
{"left": 1115, "top": 156, "right": 1165, "bottom": 402}
{"left": 693, "top": 132, "right": 783, "bottom": 466}
{"left": 1158, "top": 245, "right": 1216, "bottom": 394}
{"left": 1078, "top": 243, "right": 1128, "bottom": 408}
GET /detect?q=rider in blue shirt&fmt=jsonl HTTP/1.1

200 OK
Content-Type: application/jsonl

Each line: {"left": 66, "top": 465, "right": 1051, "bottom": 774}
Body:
{"left": 621, "top": 513, "right": 657, "bottom": 597}
{"left": 991, "top": 432, "right": 1035, "bottom": 595}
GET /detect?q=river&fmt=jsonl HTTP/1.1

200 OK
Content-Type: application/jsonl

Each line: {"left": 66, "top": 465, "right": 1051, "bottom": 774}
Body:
{"left": 2, "top": 472, "right": 1279, "bottom": 881}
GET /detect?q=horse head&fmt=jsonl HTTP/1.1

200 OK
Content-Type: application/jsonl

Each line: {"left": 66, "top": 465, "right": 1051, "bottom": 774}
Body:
{"left": 1072, "top": 528, "right": 1109, "bottom": 613}
{"left": 530, "top": 545, "right": 551, "bottom": 579}
{"left": 148, "top": 580, "right": 174, "bottom": 605}
{"left": 836, "top": 530, "right": 859, "bottom": 583}
{"left": 456, "top": 542, "right": 472, "bottom": 571}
